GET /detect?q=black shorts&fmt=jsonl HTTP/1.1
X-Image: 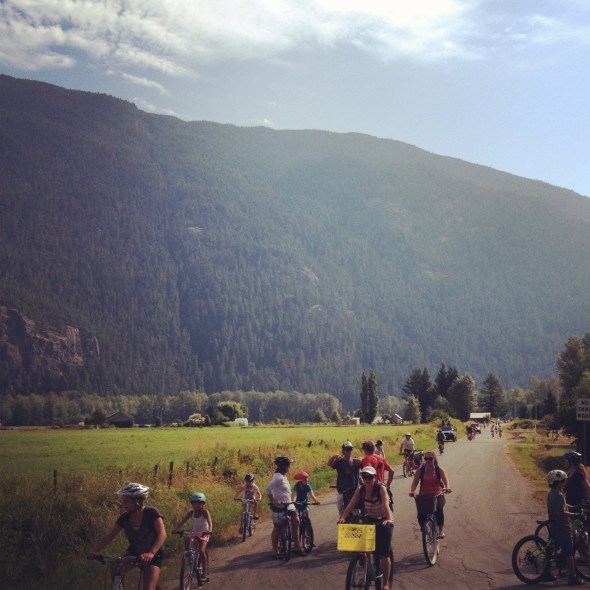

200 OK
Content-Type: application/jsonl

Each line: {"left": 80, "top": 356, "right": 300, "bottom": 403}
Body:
{"left": 375, "top": 524, "right": 393, "bottom": 557}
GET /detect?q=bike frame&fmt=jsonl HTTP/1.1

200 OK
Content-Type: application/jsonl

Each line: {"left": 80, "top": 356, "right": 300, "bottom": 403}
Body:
{"left": 96, "top": 555, "right": 142, "bottom": 590}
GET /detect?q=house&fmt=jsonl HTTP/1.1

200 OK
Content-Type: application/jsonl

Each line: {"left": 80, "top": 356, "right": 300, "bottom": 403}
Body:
{"left": 392, "top": 413, "right": 404, "bottom": 425}
{"left": 234, "top": 418, "right": 248, "bottom": 427}
{"left": 106, "top": 411, "right": 134, "bottom": 428}
{"left": 344, "top": 417, "right": 361, "bottom": 426}
{"left": 470, "top": 412, "right": 491, "bottom": 423}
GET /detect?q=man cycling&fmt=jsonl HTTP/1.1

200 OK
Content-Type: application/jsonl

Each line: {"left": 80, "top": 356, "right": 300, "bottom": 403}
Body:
{"left": 399, "top": 432, "right": 415, "bottom": 468}
{"left": 436, "top": 429, "right": 445, "bottom": 453}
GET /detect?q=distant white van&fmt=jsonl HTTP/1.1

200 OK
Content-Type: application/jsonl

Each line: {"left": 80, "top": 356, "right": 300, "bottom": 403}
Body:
{"left": 234, "top": 418, "right": 249, "bottom": 427}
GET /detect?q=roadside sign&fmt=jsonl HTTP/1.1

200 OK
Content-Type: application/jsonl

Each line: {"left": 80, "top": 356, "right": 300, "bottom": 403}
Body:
{"left": 576, "top": 398, "right": 590, "bottom": 421}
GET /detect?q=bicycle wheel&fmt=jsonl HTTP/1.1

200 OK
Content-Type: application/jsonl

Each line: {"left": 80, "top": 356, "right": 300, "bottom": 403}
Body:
{"left": 422, "top": 516, "right": 439, "bottom": 566}
{"left": 574, "top": 532, "right": 590, "bottom": 580}
{"left": 402, "top": 462, "right": 408, "bottom": 478}
{"left": 511, "top": 534, "right": 550, "bottom": 584}
{"left": 180, "top": 553, "right": 196, "bottom": 590}
{"left": 248, "top": 513, "right": 254, "bottom": 537}
{"left": 112, "top": 574, "right": 124, "bottom": 590}
{"left": 278, "top": 520, "right": 292, "bottom": 562}
{"left": 300, "top": 518, "right": 314, "bottom": 553}
{"left": 345, "top": 554, "right": 371, "bottom": 590}
{"left": 242, "top": 512, "right": 248, "bottom": 542}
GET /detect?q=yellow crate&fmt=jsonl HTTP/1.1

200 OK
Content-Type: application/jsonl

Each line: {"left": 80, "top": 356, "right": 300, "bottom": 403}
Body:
{"left": 337, "top": 524, "right": 376, "bottom": 552}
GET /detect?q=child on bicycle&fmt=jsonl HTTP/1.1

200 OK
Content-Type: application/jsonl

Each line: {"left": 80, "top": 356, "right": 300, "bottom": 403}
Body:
{"left": 235, "top": 473, "right": 262, "bottom": 527}
{"left": 546, "top": 469, "right": 584, "bottom": 586}
{"left": 172, "top": 492, "right": 213, "bottom": 584}
{"left": 87, "top": 482, "right": 166, "bottom": 590}
{"left": 292, "top": 471, "right": 320, "bottom": 516}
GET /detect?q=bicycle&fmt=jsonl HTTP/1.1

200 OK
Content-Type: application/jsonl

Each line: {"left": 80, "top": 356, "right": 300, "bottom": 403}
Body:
{"left": 274, "top": 502, "right": 294, "bottom": 562}
{"left": 173, "top": 530, "right": 210, "bottom": 589}
{"left": 295, "top": 500, "right": 319, "bottom": 553}
{"left": 413, "top": 491, "right": 448, "bottom": 566}
{"left": 401, "top": 451, "right": 415, "bottom": 477}
{"left": 338, "top": 518, "right": 394, "bottom": 590}
{"left": 93, "top": 554, "right": 162, "bottom": 590}
{"left": 437, "top": 441, "right": 444, "bottom": 455}
{"left": 235, "top": 498, "right": 258, "bottom": 542}
{"left": 512, "top": 517, "right": 590, "bottom": 583}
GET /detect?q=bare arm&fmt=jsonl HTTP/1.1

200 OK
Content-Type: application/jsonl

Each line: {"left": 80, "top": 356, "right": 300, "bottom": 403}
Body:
{"left": 439, "top": 466, "right": 451, "bottom": 491}
{"left": 409, "top": 467, "right": 421, "bottom": 495}
{"left": 87, "top": 523, "right": 122, "bottom": 558}
{"left": 140, "top": 516, "right": 166, "bottom": 564}
{"left": 172, "top": 510, "right": 192, "bottom": 532}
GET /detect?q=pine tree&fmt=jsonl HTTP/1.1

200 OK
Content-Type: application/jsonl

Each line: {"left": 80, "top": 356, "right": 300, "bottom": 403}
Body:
{"left": 360, "top": 369, "right": 379, "bottom": 424}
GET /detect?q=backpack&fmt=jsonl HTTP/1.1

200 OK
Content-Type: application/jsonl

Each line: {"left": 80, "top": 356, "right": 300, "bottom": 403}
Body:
{"left": 358, "top": 481, "right": 394, "bottom": 514}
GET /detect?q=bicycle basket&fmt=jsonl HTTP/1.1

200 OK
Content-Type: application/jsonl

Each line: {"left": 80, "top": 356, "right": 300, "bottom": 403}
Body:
{"left": 337, "top": 524, "right": 376, "bottom": 552}
{"left": 414, "top": 494, "right": 438, "bottom": 514}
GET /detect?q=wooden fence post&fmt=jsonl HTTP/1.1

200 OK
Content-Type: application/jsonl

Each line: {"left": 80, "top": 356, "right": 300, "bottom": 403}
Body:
{"left": 168, "top": 461, "right": 174, "bottom": 488}
{"left": 54, "top": 469, "right": 58, "bottom": 494}
{"left": 153, "top": 464, "right": 158, "bottom": 486}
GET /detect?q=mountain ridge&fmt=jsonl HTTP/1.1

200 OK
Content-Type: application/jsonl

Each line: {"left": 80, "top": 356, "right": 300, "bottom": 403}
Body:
{"left": 1, "top": 74, "right": 589, "bottom": 407}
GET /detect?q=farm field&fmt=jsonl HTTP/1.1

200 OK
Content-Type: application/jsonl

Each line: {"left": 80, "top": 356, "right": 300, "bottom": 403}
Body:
{"left": 0, "top": 423, "right": 431, "bottom": 478}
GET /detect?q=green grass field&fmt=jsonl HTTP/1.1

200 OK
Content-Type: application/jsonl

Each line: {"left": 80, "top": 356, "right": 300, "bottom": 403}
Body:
{"left": 1, "top": 422, "right": 441, "bottom": 589}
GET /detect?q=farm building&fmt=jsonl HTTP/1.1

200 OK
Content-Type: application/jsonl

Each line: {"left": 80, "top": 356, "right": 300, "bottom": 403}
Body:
{"left": 106, "top": 411, "right": 134, "bottom": 428}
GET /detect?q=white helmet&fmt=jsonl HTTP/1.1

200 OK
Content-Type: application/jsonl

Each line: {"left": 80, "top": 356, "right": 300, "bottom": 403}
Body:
{"left": 116, "top": 482, "right": 150, "bottom": 499}
{"left": 547, "top": 470, "right": 567, "bottom": 486}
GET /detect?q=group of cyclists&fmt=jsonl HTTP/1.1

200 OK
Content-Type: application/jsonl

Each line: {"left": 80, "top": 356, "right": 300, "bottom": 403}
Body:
{"left": 86, "top": 433, "right": 450, "bottom": 590}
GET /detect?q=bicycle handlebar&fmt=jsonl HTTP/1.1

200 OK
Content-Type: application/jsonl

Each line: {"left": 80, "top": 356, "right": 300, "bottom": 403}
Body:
{"left": 95, "top": 554, "right": 140, "bottom": 566}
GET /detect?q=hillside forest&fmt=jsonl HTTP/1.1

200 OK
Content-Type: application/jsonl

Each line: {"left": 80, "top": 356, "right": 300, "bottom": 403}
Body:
{"left": 1, "top": 75, "right": 590, "bottom": 413}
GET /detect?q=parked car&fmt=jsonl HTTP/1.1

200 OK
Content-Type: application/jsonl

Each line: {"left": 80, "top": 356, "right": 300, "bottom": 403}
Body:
{"left": 440, "top": 425, "right": 457, "bottom": 442}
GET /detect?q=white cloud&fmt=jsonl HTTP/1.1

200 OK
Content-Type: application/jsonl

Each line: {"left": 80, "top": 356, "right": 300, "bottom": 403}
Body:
{"left": 1, "top": 0, "right": 589, "bottom": 79}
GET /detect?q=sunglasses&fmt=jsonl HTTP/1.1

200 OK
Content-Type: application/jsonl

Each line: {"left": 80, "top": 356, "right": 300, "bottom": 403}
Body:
{"left": 361, "top": 473, "right": 375, "bottom": 479}
{"left": 425, "top": 457, "right": 434, "bottom": 461}
{"left": 344, "top": 448, "right": 353, "bottom": 451}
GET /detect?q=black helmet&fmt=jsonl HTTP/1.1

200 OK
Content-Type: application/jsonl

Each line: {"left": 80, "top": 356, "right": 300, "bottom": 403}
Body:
{"left": 274, "top": 456, "right": 293, "bottom": 467}
{"left": 564, "top": 451, "right": 583, "bottom": 465}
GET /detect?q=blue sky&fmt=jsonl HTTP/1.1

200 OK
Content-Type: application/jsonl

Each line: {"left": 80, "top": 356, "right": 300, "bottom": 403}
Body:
{"left": 1, "top": 0, "right": 589, "bottom": 196}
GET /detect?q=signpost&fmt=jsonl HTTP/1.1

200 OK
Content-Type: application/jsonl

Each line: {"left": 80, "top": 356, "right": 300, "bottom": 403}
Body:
{"left": 576, "top": 399, "right": 590, "bottom": 462}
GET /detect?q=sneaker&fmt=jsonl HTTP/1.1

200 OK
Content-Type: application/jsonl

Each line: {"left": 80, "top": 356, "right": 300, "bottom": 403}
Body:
{"left": 539, "top": 572, "right": 557, "bottom": 582}
{"left": 253, "top": 515, "right": 260, "bottom": 519}
{"left": 568, "top": 577, "right": 585, "bottom": 586}
{"left": 200, "top": 575, "right": 210, "bottom": 584}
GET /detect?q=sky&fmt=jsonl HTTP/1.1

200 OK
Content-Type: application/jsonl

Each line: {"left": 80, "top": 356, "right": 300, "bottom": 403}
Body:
{"left": 1, "top": 0, "right": 589, "bottom": 196}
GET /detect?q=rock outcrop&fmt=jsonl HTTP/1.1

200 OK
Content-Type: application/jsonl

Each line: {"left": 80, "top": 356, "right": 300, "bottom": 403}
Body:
{"left": 0, "top": 305, "right": 99, "bottom": 390}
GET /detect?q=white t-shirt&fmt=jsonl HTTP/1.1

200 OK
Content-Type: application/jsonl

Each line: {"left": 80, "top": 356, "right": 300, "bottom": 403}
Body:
{"left": 265, "top": 472, "right": 292, "bottom": 504}
{"left": 400, "top": 437, "right": 415, "bottom": 451}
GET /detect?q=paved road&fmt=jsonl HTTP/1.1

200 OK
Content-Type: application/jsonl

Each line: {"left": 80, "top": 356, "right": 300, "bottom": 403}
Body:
{"left": 164, "top": 429, "right": 545, "bottom": 589}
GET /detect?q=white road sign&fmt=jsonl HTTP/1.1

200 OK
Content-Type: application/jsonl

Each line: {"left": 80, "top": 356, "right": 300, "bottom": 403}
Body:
{"left": 577, "top": 398, "right": 590, "bottom": 421}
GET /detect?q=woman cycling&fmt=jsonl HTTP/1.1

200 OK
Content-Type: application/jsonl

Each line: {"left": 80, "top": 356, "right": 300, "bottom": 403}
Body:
{"left": 265, "top": 456, "right": 304, "bottom": 557}
{"left": 87, "top": 483, "right": 166, "bottom": 590}
{"left": 563, "top": 451, "right": 590, "bottom": 506}
{"left": 409, "top": 450, "right": 451, "bottom": 538}
{"left": 339, "top": 466, "right": 394, "bottom": 590}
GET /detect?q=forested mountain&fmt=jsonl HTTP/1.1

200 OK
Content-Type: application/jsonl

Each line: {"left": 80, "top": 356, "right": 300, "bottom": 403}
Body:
{"left": 1, "top": 74, "right": 589, "bottom": 409}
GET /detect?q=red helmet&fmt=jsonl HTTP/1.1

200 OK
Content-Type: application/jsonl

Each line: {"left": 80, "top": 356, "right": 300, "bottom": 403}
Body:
{"left": 294, "top": 471, "right": 309, "bottom": 480}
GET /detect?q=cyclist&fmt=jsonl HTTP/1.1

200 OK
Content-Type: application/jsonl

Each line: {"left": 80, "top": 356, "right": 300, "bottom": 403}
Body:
{"left": 399, "top": 432, "right": 415, "bottom": 472}
{"left": 547, "top": 469, "right": 584, "bottom": 586}
{"left": 265, "top": 456, "right": 304, "bottom": 558}
{"left": 375, "top": 439, "right": 386, "bottom": 459}
{"left": 409, "top": 451, "right": 451, "bottom": 538}
{"left": 339, "top": 466, "right": 394, "bottom": 590}
{"left": 328, "top": 440, "right": 362, "bottom": 515}
{"left": 235, "top": 473, "right": 262, "bottom": 524}
{"left": 436, "top": 429, "right": 445, "bottom": 453}
{"left": 563, "top": 451, "right": 590, "bottom": 505}
{"left": 87, "top": 483, "right": 166, "bottom": 590}
{"left": 172, "top": 492, "right": 213, "bottom": 583}
{"left": 292, "top": 471, "right": 320, "bottom": 516}
{"left": 361, "top": 440, "right": 394, "bottom": 486}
